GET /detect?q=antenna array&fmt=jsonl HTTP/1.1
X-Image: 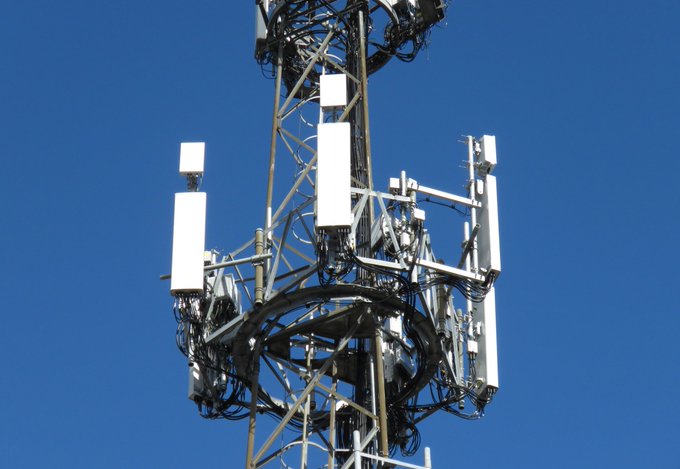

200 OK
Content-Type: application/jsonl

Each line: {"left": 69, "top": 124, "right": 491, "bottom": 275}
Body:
{"left": 167, "top": 2, "right": 501, "bottom": 468}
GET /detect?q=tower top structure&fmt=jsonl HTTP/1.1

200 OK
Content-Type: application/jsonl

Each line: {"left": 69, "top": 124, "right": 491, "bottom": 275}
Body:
{"left": 167, "top": 2, "right": 501, "bottom": 468}
{"left": 255, "top": 0, "right": 446, "bottom": 95}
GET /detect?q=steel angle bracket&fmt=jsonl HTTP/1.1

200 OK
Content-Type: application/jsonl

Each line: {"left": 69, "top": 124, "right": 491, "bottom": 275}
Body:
{"left": 416, "top": 258, "right": 486, "bottom": 283}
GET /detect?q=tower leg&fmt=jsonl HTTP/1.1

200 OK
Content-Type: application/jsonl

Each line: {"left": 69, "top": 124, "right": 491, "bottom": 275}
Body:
{"left": 246, "top": 363, "right": 260, "bottom": 469}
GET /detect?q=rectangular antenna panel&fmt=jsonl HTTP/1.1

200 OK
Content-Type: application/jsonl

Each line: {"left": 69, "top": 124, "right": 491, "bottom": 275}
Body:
{"left": 171, "top": 192, "right": 207, "bottom": 292}
{"left": 255, "top": 3, "right": 268, "bottom": 55}
{"left": 316, "top": 122, "right": 351, "bottom": 229}
{"left": 479, "top": 135, "right": 497, "bottom": 174}
{"left": 477, "top": 174, "right": 501, "bottom": 276}
{"left": 179, "top": 142, "right": 205, "bottom": 175}
{"left": 320, "top": 74, "right": 348, "bottom": 109}
{"left": 473, "top": 287, "right": 498, "bottom": 396}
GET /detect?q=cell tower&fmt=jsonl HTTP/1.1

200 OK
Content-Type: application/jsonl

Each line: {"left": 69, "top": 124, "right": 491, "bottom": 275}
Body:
{"left": 167, "top": 2, "right": 501, "bottom": 468}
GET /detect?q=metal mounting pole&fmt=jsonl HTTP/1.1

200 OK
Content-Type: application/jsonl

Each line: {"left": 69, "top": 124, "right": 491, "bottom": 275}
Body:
{"left": 353, "top": 431, "right": 362, "bottom": 468}
{"left": 327, "top": 360, "right": 338, "bottom": 469}
{"left": 245, "top": 362, "right": 260, "bottom": 469}
{"left": 255, "top": 228, "right": 264, "bottom": 305}
{"left": 300, "top": 339, "right": 314, "bottom": 469}
{"left": 265, "top": 44, "right": 284, "bottom": 251}
{"left": 374, "top": 329, "right": 389, "bottom": 459}
{"left": 358, "top": 9, "right": 375, "bottom": 228}
{"left": 466, "top": 136, "right": 479, "bottom": 273}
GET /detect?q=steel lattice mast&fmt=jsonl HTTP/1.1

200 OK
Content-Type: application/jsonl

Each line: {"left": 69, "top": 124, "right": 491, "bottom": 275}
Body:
{"left": 167, "top": 2, "right": 501, "bottom": 468}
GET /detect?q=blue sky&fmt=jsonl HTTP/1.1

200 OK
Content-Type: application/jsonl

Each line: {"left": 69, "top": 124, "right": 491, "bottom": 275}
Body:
{"left": 2, "top": 1, "right": 679, "bottom": 468}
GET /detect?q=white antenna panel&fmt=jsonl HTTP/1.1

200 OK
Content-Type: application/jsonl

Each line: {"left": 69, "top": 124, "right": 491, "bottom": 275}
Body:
{"left": 316, "top": 122, "right": 351, "bottom": 229}
{"left": 320, "top": 74, "right": 348, "bottom": 109}
{"left": 473, "top": 287, "right": 498, "bottom": 395}
{"left": 477, "top": 174, "right": 501, "bottom": 276}
{"left": 171, "top": 192, "right": 207, "bottom": 292}
{"left": 179, "top": 142, "right": 205, "bottom": 176}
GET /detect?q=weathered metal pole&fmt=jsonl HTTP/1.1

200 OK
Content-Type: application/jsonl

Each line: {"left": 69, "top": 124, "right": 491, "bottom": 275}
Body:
{"left": 254, "top": 228, "right": 264, "bottom": 305}
{"left": 374, "top": 329, "right": 389, "bottom": 458}
{"left": 357, "top": 9, "right": 375, "bottom": 228}
{"left": 353, "top": 430, "right": 362, "bottom": 468}
{"left": 264, "top": 44, "right": 284, "bottom": 251}
{"left": 327, "top": 361, "right": 338, "bottom": 469}
{"left": 245, "top": 363, "right": 260, "bottom": 469}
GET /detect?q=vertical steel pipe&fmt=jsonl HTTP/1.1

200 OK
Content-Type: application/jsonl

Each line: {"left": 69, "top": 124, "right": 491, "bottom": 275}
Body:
{"left": 358, "top": 9, "right": 375, "bottom": 227}
{"left": 254, "top": 228, "right": 264, "bottom": 305}
{"left": 353, "top": 430, "right": 362, "bottom": 468}
{"left": 265, "top": 44, "right": 283, "bottom": 252}
{"left": 374, "top": 330, "right": 389, "bottom": 458}
{"left": 245, "top": 364, "right": 260, "bottom": 469}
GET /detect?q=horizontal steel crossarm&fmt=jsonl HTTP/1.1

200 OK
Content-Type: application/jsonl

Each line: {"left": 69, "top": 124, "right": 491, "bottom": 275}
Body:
{"left": 350, "top": 452, "right": 431, "bottom": 469}
{"left": 416, "top": 183, "right": 482, "bottom": 209}
{"left": 350, "top": 187, "right": 413, "bottom": 204}
{"left": 416, "top": 258, "right": 485, "bottom": 282}
{"left": 159, "top": 253, "right": 272, "bottom": 280}
{"left": 252, "top": 315, "right": 365, "bottom": 466}
{"left": 206, "top": 254, "right": 273, "bottom": 272}
{"left": 354, "top": 256, "right": 407, "bottom": 272}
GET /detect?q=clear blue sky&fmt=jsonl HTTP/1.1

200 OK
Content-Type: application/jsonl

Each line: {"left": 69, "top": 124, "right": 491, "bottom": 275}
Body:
{"left": 2, "top": 1, "right": 679, "bottom": 468}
